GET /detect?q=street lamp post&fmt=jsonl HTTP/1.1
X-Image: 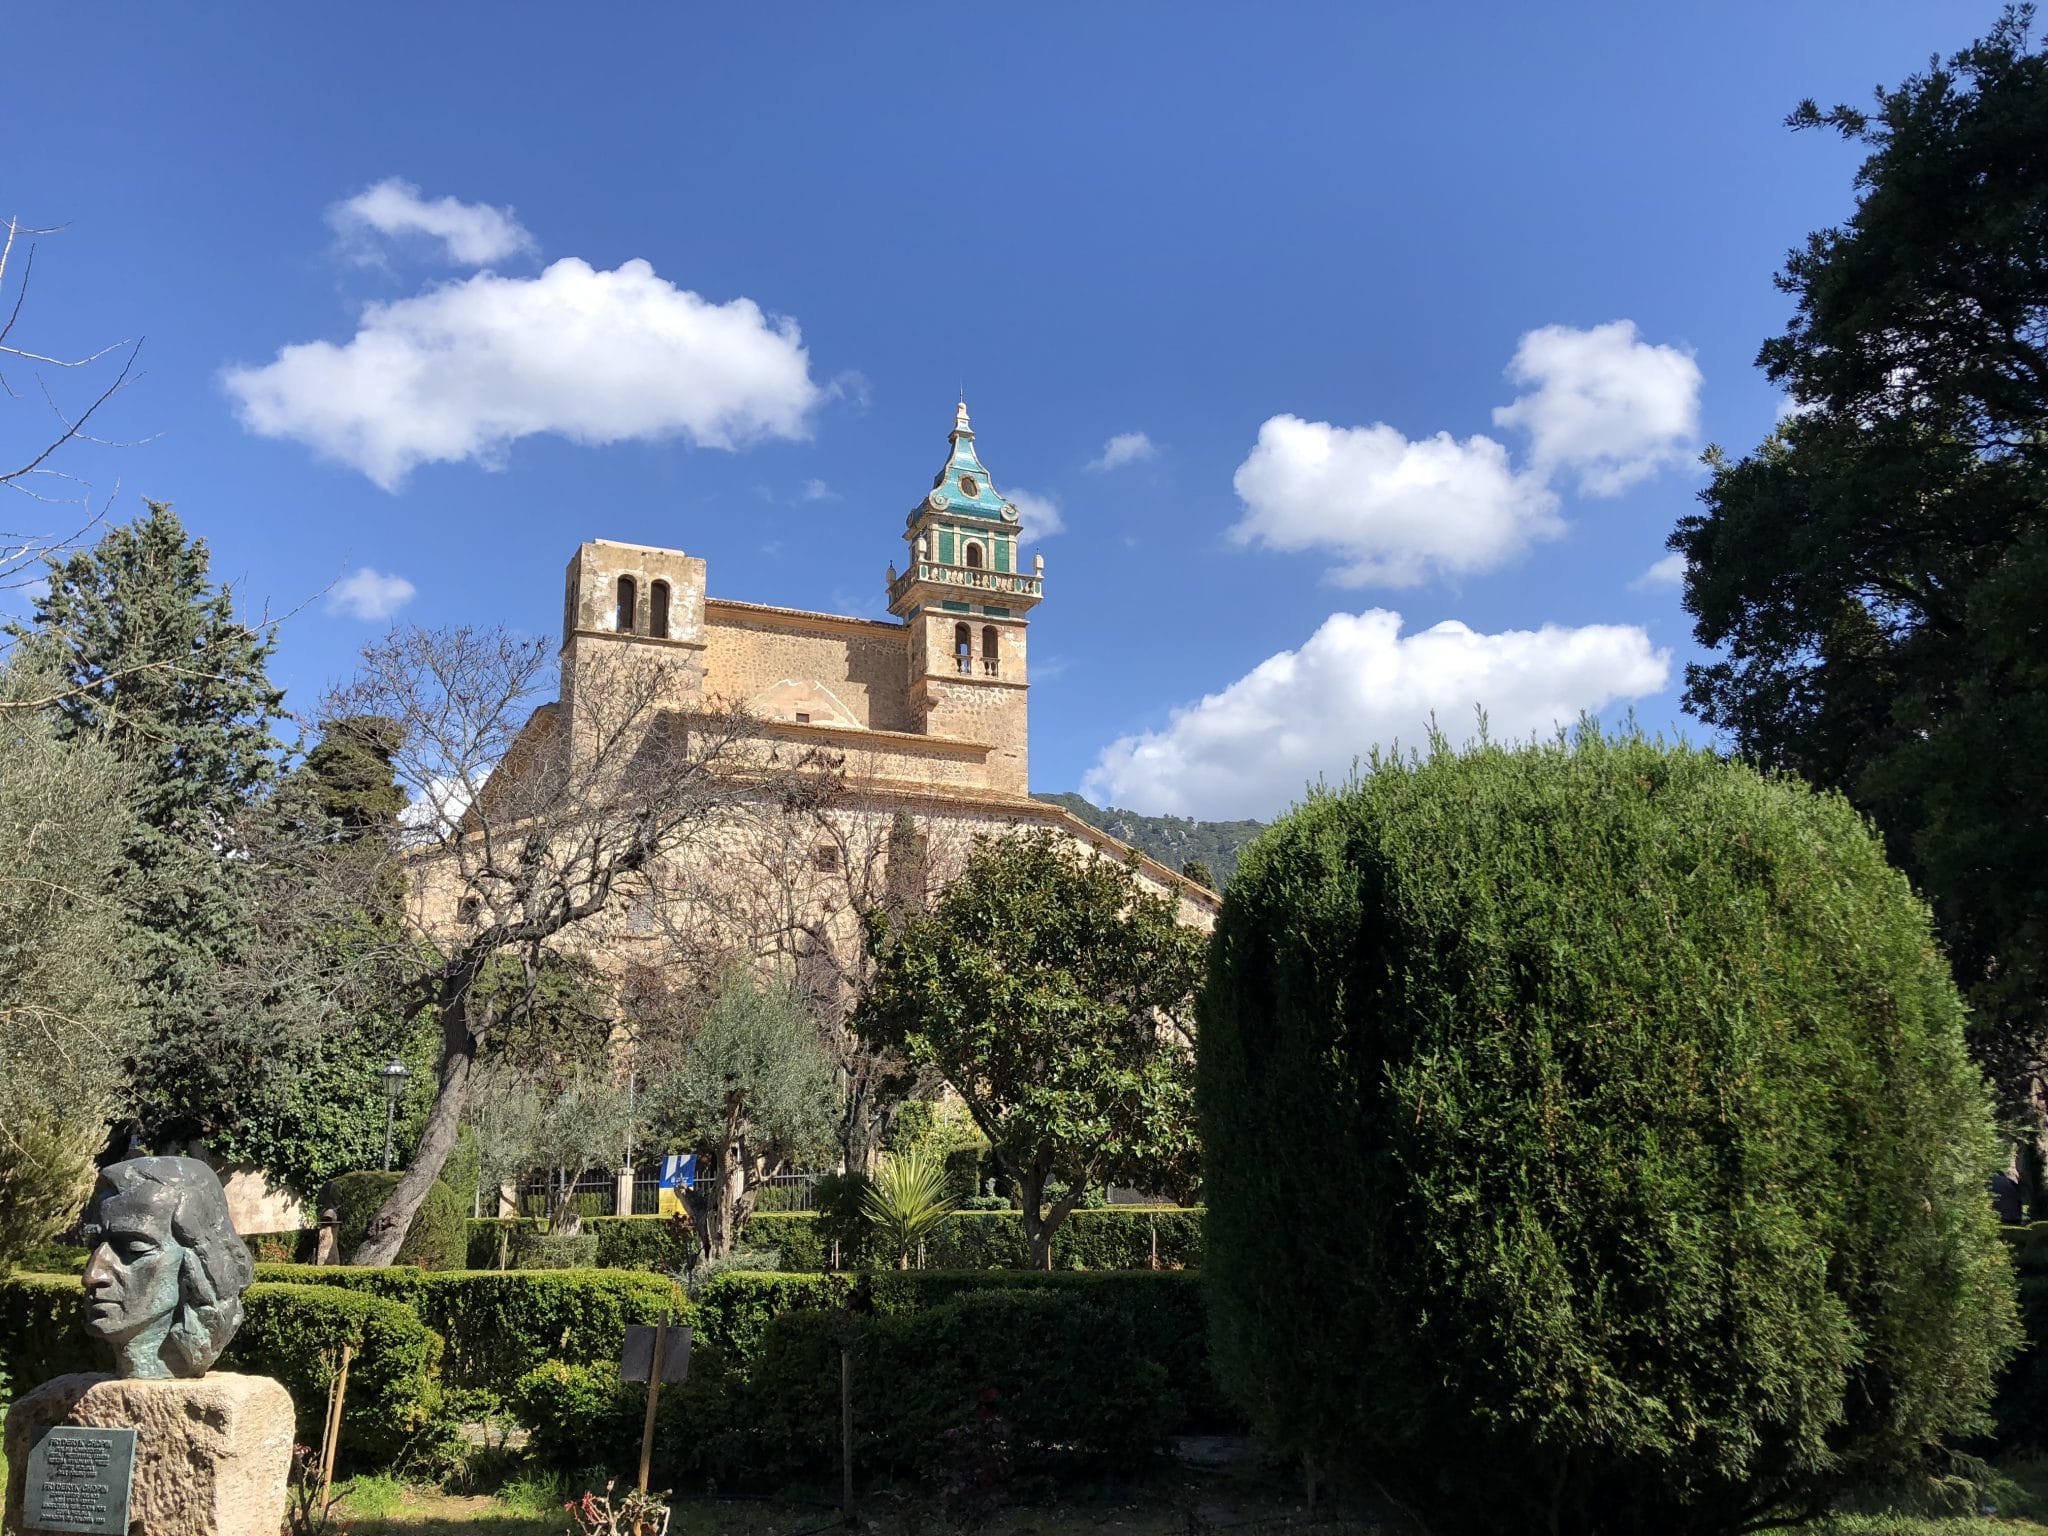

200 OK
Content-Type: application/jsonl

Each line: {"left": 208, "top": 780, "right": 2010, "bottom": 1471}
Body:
{"left": 381, "top": 1058, "right": 411, "bottom": 1171}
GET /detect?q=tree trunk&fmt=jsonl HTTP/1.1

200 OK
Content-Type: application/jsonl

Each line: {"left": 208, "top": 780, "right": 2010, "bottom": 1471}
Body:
{"left": 1015, "top": 1161, "right": 1091, "bottom": 1272}
{"left": 353, "top": 994, "right": 477, "bottom": 1265}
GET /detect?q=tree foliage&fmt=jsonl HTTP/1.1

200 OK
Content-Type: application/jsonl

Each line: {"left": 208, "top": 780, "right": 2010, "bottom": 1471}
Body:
{"left": 855, "top": 830, "right": 1205, "bottom": 1269}
{"left": 1672, "top": 10, "right": 2048, "bottom": 1099}
{"left": 1200, "top": 729, "right": 2017, "bottom": 1536}
{"left": 317, "top": 627, "right": 811, "bottom": 1265}
{"left": 642, "top": 972, "right": 836, "bottom": 1259}
{"left": 7, "top": 502, "right": 289, "bottom": 1150}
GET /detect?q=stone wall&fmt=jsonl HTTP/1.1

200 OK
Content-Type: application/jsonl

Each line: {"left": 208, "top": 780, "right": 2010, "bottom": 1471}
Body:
{"left": 703, "top": 600, "right": 914, "bottom": 731}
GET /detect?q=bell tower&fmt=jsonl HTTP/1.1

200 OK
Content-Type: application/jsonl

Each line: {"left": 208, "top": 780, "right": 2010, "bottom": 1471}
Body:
{"left": 886, "top": 400, "right": 1043, "bottom": 794}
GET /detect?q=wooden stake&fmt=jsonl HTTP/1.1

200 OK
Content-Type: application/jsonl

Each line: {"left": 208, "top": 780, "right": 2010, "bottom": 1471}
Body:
{"left": 318, "top": 1342, "right": 353, "bottom": 1510}
{"left": 636, "top": 1320, "right": 668, "bottom": 1496}
{"left": 840, "top": 1344, "right": 854, "bottom": 1524}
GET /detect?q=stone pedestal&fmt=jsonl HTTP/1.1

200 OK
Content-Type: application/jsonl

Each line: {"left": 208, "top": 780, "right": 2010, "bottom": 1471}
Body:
{"left": 4, "top": 1374, "right": 293, "bottom": 1536}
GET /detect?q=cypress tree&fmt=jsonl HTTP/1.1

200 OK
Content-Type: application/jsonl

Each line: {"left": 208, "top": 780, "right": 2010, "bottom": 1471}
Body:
{"left": 10, "top": 501, "right": 288, "bottom": 1147}
{"left": 1201, "top": 729, "right": 2017, "bottom": 1535}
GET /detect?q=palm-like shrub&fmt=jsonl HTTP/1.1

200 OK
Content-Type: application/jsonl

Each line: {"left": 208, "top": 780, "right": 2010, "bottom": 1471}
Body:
{"left": 862, "top": 1148, "right": 957, "bottom": 1269}
{"left": 1201, "top": 729, "right": 2018, "bottom": 1536}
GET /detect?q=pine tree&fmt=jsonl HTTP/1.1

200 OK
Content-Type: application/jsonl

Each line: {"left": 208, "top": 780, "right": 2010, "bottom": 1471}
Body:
{"left": 9, "top": 501, "right": 288, "bottom": 1147}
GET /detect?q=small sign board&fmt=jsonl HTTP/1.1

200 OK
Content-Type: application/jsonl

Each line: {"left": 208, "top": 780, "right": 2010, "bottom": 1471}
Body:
{"left": 23, "top": 1425, "right": 137, "bottom": 1536}
{"left": 621, "top": 1324, "right": 692, "bottom": 1384}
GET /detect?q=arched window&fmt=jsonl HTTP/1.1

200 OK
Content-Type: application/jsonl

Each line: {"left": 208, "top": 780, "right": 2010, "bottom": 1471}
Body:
{"left": 981, "top": 625, "right": 999, "bottom": 677}
{"left": 953, "top": 622, "right": 972, "bottom": 675}
{"left": 616, "top": 575, "right": 638, "bottom": 633}
{"left": 964, "top": 542, "right": 984, "bottom": 569}
{"left": 650, "top": 580, "right": 671, "bottom": 639}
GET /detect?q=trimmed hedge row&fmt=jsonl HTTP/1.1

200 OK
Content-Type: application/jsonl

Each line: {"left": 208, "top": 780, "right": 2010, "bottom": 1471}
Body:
{"left": 249, "top": 1264, "right": 681, "bottom": 1391}
{"left": 512, "top": 1269, "right": 1226, "bottom": 1486}
{"left": 0, "top": 1272, "right": 444, "bottom": 1465}
{"left": 463, "top": 1207, "right": 1203, "bottom": 1273}
{"left": 464, "top": 1216, "right": 695, "bottom": 1273}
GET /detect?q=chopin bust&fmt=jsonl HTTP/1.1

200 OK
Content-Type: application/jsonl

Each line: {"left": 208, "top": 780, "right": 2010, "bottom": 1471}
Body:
{"left": 80, "top": 1157, "right": 255, "bottom": 1379}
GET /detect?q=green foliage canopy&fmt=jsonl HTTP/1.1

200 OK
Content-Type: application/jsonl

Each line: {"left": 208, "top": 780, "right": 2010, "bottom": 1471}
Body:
{"left": 1672, "top": 12, "right": 2048, "bottom": 1094}
{"left": 8, "top": 502, "right": 291, "bottom": 1149}
{"left": 855, "top": 830, "right": 1206, "bottom": 1268}
{"left": 1200, "top": 730, "right": 2018, "bottom": 1536}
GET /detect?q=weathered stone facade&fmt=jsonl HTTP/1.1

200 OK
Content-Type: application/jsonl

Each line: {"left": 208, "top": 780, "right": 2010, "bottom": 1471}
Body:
{"left": 412, "top": 403, "right": 1213, "bottom": 977}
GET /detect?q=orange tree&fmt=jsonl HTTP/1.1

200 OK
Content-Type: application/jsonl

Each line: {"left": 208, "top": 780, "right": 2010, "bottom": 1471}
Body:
{"left": 853, "top": 829, "right": 1205, "bottom": 1269}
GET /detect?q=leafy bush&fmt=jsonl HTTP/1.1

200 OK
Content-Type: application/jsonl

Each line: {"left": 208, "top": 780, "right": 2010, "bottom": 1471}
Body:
{"left": 0, "top": 1272, "right": 446, "bottom": 1467}
{"left": 1201, "top": 732, "right": 2019, "bottom": 1535}
{"left": 226, "top": 1283, "right": 447, "bottom": 1464}
{"left": 508, "top": 1270, "right": 1213, "bottom": 1486}
{"left": 509, "top": 1229, "right": 599, "bottom": 1270}
{"left": 0, "top": 1115, "right": 96, "bottom": 1278}
{"left": 322, "top": 1171, "right": 466, "bottom": 1270}
{"left": 251, "top": 1264, "right": 681, "bottom": 1391}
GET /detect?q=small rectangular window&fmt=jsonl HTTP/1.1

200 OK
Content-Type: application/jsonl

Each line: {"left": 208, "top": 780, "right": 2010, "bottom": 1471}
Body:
{"left": 795, "top": 711, "right": 811, "bottom": 724}
{"left": 813, "top": 843, "right": 842, "bottom": 874}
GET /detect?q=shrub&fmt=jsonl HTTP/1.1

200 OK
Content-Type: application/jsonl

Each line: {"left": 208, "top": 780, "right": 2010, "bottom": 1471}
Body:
{"left": 506, "top": 1270, "right": 1210, "bottom": 1487}
{"left": 0, "top": 1272, "right": 445, "bottom": 1467}
{"left": 1200, "top": 732, "right": 2019, "bottom": 1535}
{"left": 322, "top": 1171, "right": 466, "bottom": 1270}
{"left": 225, "top": 1283, "right": 447, "bottom": 1464}
{"left": 509, "top": 1229, "right": 599, "bottom": 1270}
{"left": 590, "top": 1215, "right": 692, "bottom": 1273}
{"left": 252, "top": 1264, "right": 682, "bottom": 1391}
{"left": 0, "top": 1116, "right": 95, "bottom": 1278}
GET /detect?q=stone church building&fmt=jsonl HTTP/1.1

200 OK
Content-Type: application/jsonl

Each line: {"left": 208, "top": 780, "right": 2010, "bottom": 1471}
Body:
{"left": 432, "top": 399, "right": 1214, "bottom": 1012}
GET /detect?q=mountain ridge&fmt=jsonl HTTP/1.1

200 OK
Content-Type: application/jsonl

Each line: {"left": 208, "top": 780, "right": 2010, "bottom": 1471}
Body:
{"left": 1034, "top": 792, "right": 1267, "bottom": 889}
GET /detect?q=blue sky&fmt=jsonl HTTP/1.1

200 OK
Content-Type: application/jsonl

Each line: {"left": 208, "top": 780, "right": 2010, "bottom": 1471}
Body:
{"left": 2, "top": 4, "right": 1992, "bottom": 820}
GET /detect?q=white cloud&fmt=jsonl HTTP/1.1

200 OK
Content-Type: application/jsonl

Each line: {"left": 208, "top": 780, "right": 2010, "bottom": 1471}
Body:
{"left": 799, "top": 477, "right": 837, "bottom": 502}
{"left": 400, "top": 768, "right": 487, "bottom": 845}
{"left": 1007, "top": 487, "right": 1066, "bottom": 538}
{"left": 1632, "top": 552, "right": 1687, "bottom": 589}
{"left": 224, "top": 257, "right": 821, "bottom": 489}
{"left": 1492, "top": 320, "right": 1700, "bottom": 495}
{"left": 1229, "top": 414, "right": 1560, "bottom": 587}
{"left": 1086, "top": 431, "right": 1158, "bottom": 472}
{"left": 329, "top": 567, "right": 416, "bottom": 620}
{"left": 1083, "top": 609, "right": 1670, "bottom": 819}
{"left": 328, "top": 177, "right": 536, "bottom": 266}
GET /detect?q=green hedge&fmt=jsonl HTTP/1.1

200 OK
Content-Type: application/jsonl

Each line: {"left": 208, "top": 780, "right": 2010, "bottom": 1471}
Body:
{"left": 251, "top": 1265, "right": 681, "bottom": 1391}
{"left": 465, "top": 1216, "right": 696, "bottom": 1272}
{"left": 461, "top": 1208, "right": 1201, "bottom": 1274}
{"left": 0, "top": 1272, "right": 445, "bottom": 1467}
{"left": 513, "top": 1270, "right": 1221, "bottom": 1486}
{"left": 227, "top": 1283, "right": 446, "bottom": 1462}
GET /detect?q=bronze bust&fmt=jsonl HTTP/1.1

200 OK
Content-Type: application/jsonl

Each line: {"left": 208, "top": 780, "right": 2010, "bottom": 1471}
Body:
{"left": 80, "top": 1157, "right": 254, "bottom": 1379}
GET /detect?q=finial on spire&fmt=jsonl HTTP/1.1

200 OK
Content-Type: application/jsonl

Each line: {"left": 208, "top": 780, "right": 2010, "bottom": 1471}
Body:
{"left": 954, "top": 397, "right": 971, "bottom": 435}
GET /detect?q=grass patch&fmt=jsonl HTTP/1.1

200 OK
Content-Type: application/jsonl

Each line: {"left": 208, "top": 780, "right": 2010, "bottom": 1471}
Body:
{"left": 493, "top": 1470, "right": 567, "bottom": 1520}
{"left": 334, "top": 1473, "right": 411, "bottom": 1523}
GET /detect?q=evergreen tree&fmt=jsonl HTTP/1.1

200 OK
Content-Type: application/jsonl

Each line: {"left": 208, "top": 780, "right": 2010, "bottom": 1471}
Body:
{"left": 1672, "top": 12, "right": 2048, "bottom": 1107}
{"left": 9, "top": 501, "right": 288, "bottom": 1147}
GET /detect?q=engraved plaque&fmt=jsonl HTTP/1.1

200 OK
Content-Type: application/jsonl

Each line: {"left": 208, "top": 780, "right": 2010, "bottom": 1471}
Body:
{"left": 23, "top": 1425, "right": 136, "bottom": 1535}
{"left": 621, "top": 1324, "right": 692, "bottom": 1384}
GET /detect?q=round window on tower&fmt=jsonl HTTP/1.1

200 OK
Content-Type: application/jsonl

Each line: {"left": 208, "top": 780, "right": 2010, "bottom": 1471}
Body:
{"left": 959, "top": 475, "right": 979, "bottom": 499}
